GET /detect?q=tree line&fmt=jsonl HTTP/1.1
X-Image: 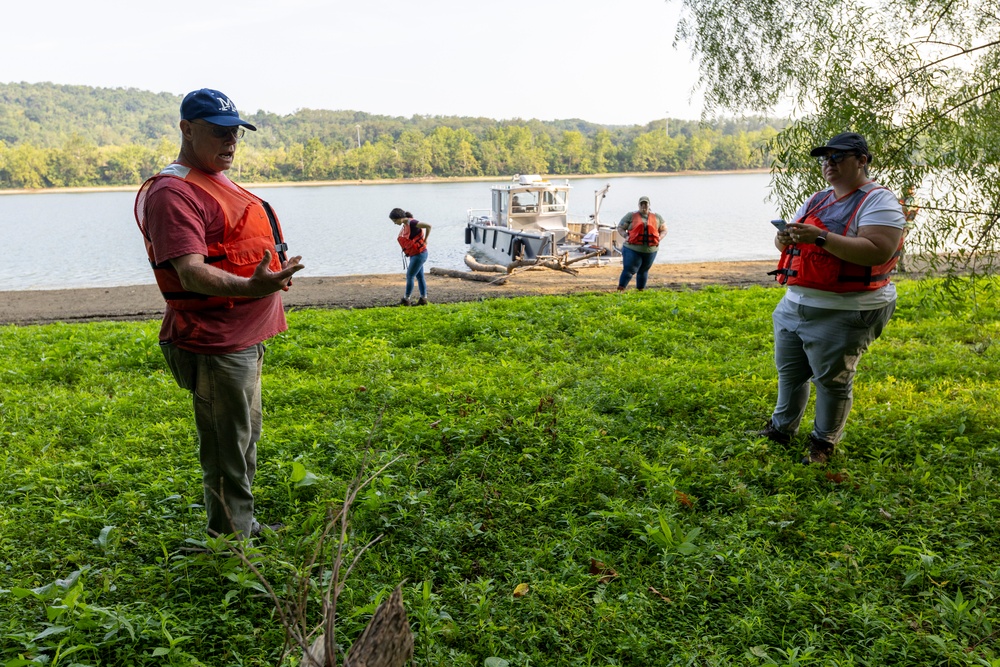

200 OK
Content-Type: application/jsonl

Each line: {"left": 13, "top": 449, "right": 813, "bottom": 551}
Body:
{"left": 0, "top": 82, "right": 784, "bottom": 189}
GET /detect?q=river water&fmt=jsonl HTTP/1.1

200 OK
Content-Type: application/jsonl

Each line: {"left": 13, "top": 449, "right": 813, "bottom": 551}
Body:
{"left": 0, "top": 173, "right": 781, "bottom": 291}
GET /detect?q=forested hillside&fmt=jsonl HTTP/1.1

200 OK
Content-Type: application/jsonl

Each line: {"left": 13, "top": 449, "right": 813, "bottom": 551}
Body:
{"left": 0, "top": 82, "right": 785, "bottom": 189}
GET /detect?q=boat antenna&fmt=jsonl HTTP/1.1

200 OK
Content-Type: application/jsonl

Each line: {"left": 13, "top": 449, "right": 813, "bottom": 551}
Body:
{"left": 592, "top": 184, "right": 610, "bottom": 228}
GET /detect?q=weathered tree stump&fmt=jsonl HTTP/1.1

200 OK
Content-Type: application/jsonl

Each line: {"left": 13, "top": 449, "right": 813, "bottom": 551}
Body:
{"left": 303, "top": 586, "right": 414, "bottom": 667}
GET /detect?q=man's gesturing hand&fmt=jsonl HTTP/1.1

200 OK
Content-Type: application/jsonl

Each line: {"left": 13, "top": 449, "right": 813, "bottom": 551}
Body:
{"left": 250, "top": 250, "right": 304, "bottom": 295}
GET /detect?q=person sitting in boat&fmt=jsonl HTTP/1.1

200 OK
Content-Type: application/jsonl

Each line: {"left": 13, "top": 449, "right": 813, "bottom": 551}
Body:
{"left": 616, "top": 195, "right": 667, "bottom": 291}
{"left": 897, "top": 185, "right": 919, "bottom": 272}
{"left": 512, "top": 194, "right": 538, "bottom": 213}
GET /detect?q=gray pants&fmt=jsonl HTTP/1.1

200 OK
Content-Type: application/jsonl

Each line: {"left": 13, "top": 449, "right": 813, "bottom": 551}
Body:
{"left": 161, "top": 342, "right": 264, "bottom": 538}
{"left": 771, "top": 297, "right": 895, "bottom": 444}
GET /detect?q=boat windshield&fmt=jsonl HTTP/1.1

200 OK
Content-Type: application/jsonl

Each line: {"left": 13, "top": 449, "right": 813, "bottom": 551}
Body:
{"left": 541, "top": 190, "right": 568, "bottom": 213}
{"left": 511, "top": 192, "right": 539, "bottom": 213}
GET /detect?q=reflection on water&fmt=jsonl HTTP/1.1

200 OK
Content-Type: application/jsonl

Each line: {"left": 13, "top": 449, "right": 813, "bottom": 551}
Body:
{"left": 0, "top": 173, "right": 780, "bottom": 291}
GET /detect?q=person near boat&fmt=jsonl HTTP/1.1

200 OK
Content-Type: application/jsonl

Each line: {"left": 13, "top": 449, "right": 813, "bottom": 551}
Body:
{"left": 616, "top": 196, "right": 667, "bottom": 291}
{"left": 134, "top": 88, "right": 304, "bottom": 539}
{"left": 760, "top": 132, "right": 904, "bottom": 464}
{"left": 897, "top": 185, "right": 920, "bottom": 272}
{"left": 390, "top": 208, "right": 431, "bottom": 306}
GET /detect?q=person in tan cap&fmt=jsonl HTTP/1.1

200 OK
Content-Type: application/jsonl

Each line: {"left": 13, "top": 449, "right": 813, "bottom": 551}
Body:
{"left": 616, "top": 195, "right": 667, "bottom": 291}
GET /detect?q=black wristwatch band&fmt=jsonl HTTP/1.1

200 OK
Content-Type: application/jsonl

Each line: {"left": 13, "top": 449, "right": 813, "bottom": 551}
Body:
{"left": 815, "top": 231, "right": 829, "bottom": 247}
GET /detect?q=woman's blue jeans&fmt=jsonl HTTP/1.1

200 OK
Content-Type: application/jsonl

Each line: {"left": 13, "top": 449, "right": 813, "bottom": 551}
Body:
{"left": 618, "top": 246, "right": 657, "bottom": 289}
{"left": 405, "top": 250, "right": 428, "bottom": 299}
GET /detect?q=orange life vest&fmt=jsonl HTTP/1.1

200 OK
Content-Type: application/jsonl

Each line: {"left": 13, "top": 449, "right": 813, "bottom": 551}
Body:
{"left": 627, "top": 212, "right": 660, "bottom": 246}
{"left": 771, "top": 183, "right": 903, "bottom": 293}
{"left": 135, "top": 164, "right": 288, "bottom": 310}
{"left": 397, "top": 220, "right": 428, "bottom": 256}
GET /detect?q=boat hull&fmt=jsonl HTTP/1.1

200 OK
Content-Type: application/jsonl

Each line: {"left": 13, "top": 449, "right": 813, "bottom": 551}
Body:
{"left": 465, "top": 224, "right": 554, "bottom": 265}
{"left": 466, "top": 222, "right": 622, "bottom": 267}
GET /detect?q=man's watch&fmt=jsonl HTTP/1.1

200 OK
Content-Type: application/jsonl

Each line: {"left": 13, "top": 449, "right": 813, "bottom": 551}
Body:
{"left": 815, "top": 231, "right": 829, "bottom": 247}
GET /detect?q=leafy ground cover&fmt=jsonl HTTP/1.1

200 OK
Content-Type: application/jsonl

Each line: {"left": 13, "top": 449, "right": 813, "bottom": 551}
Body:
{"left": 1, "top": 279, "right": 998, "bottom": 666}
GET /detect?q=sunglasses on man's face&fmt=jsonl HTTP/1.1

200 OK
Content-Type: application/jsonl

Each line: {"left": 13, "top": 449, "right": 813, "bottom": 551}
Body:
{"left": 192, "top": 121, "right": 246, "bottom": 140}
{"left": 816, "top": 151, "right": 856, "bottom": 165}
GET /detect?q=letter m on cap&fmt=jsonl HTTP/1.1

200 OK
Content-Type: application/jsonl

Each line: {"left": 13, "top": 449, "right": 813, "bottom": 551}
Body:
{"left": 215, "top": 96, "right": 237, "bottom": 112}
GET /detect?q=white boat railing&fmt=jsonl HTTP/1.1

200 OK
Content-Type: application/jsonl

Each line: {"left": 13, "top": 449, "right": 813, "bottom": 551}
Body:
{"left": 467, "top": 208, "right": 497, "bottom": 225}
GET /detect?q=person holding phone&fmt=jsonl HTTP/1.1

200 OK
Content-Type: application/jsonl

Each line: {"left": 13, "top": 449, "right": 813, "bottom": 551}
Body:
{"left": 760, "top": 132, "right": 905, "bottom": 464}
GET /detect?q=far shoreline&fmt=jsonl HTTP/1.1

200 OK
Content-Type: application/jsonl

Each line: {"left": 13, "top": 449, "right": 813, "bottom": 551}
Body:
{"left": 0, "top": 169, "right": 771, "bottom": 196}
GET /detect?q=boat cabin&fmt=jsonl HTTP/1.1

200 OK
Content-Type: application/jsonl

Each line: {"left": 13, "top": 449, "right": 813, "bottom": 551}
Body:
{"left": 487, "top": 175, "right": 571, "bottom": 243}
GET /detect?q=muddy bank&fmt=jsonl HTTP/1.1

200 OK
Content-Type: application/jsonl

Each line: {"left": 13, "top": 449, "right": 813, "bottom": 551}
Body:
{"left": 0, "top": 261, "right": 783, "bottom": 326}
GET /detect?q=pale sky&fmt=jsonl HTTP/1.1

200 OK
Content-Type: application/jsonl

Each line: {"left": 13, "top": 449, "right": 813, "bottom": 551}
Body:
{"left": 3, "top": 0, "right": 708, "bottom": 125}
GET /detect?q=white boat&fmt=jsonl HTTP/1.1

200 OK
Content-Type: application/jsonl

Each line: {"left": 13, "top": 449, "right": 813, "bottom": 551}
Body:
{"left": 464, "top": 175, "right": 622, "bottom": 267}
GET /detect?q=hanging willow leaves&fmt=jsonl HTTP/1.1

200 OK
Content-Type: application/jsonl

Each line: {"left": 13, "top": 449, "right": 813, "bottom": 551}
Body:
{"left": 674, "top": 0, "right": 1000, "bottom": 284}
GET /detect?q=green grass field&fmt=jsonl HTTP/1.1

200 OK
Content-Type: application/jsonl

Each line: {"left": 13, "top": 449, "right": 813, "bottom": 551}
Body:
{"left": 1, "top": 279, "right": 998, "bottom": 666}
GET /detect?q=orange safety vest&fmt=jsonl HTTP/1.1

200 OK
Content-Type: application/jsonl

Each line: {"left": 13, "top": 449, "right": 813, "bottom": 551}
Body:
{"left": 135, "top": 164, "right": 288, "bottom": 310}
{"left": 627, "top": 212, "right": 660, "bottom": 246}
{"left": 397, "top": 220, "right": 428, "bottom": 256}
{"left": 771, "top": 183, "right": 902, "bottom": 292}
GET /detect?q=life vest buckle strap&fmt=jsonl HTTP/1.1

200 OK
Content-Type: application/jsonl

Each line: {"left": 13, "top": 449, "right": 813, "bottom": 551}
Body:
{"left": 161, "top": 290, "right": 211, "bottom": 300}
{"left": 262, "top": 201, "right": 288, "bottom": 263}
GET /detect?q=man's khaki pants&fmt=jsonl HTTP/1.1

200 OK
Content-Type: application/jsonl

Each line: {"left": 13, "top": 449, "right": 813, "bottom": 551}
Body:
{"left": 161, "top": 341, "right": 264, "bottom": 538}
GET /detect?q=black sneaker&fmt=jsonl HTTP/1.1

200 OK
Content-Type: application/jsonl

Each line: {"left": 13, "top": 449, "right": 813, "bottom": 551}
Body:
{"left": 416, "top": 297, "right": 428, "bottom": 306}
{"left": 399, "top": 297, "right": 411, "bottom": 306}
{"left": 802, "top": 436, "right": 835, "bottom": 465}
{"left": 756, "top": 419, "right": 791, "bottom": 445}
{"left": 250, "top": 521, "right": 285, "bottom": 538}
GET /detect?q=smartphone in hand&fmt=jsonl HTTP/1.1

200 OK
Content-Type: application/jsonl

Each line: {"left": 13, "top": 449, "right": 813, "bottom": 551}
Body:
{"left": 770, "top": 219, "right": 787, "bottom": 232}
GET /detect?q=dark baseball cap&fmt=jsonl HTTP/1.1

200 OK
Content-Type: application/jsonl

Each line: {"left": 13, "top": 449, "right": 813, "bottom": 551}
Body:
{"left": 180, "top": 88, "right": 257, "bottom": 130}
{"left": 810, "top": 132, "right": 871, "bottom": 160}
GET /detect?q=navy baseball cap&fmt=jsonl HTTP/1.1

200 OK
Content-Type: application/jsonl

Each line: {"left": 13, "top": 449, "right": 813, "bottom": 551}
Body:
{"left": 180, "top": 88, "right": 257, "bottom": 130}
{"left": 810, "top": 132, "right": 871, "bottom": 161}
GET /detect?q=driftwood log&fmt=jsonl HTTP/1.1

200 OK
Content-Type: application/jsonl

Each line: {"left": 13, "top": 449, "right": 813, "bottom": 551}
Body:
{"left": 506, "top": 257, "right": 579, "bottom": 275}
{"left": 303, "top": 586, "right": 414, "bottom": 667}
{"left": 429, "top": 267, "right": 507, "bottom": 284}
{"left": 463, "top": 254, "right": 507, "bottom": 273}
{"left": 436, "top": 248, "right": 610, "bottom": 283}
{"left": 565, "top": 249, "right": 608, "bottom": 265}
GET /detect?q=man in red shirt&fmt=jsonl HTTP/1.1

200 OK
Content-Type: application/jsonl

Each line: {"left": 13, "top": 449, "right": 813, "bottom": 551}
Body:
{"left": 135, "top": 88, "right": 304, "bottom": 539}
